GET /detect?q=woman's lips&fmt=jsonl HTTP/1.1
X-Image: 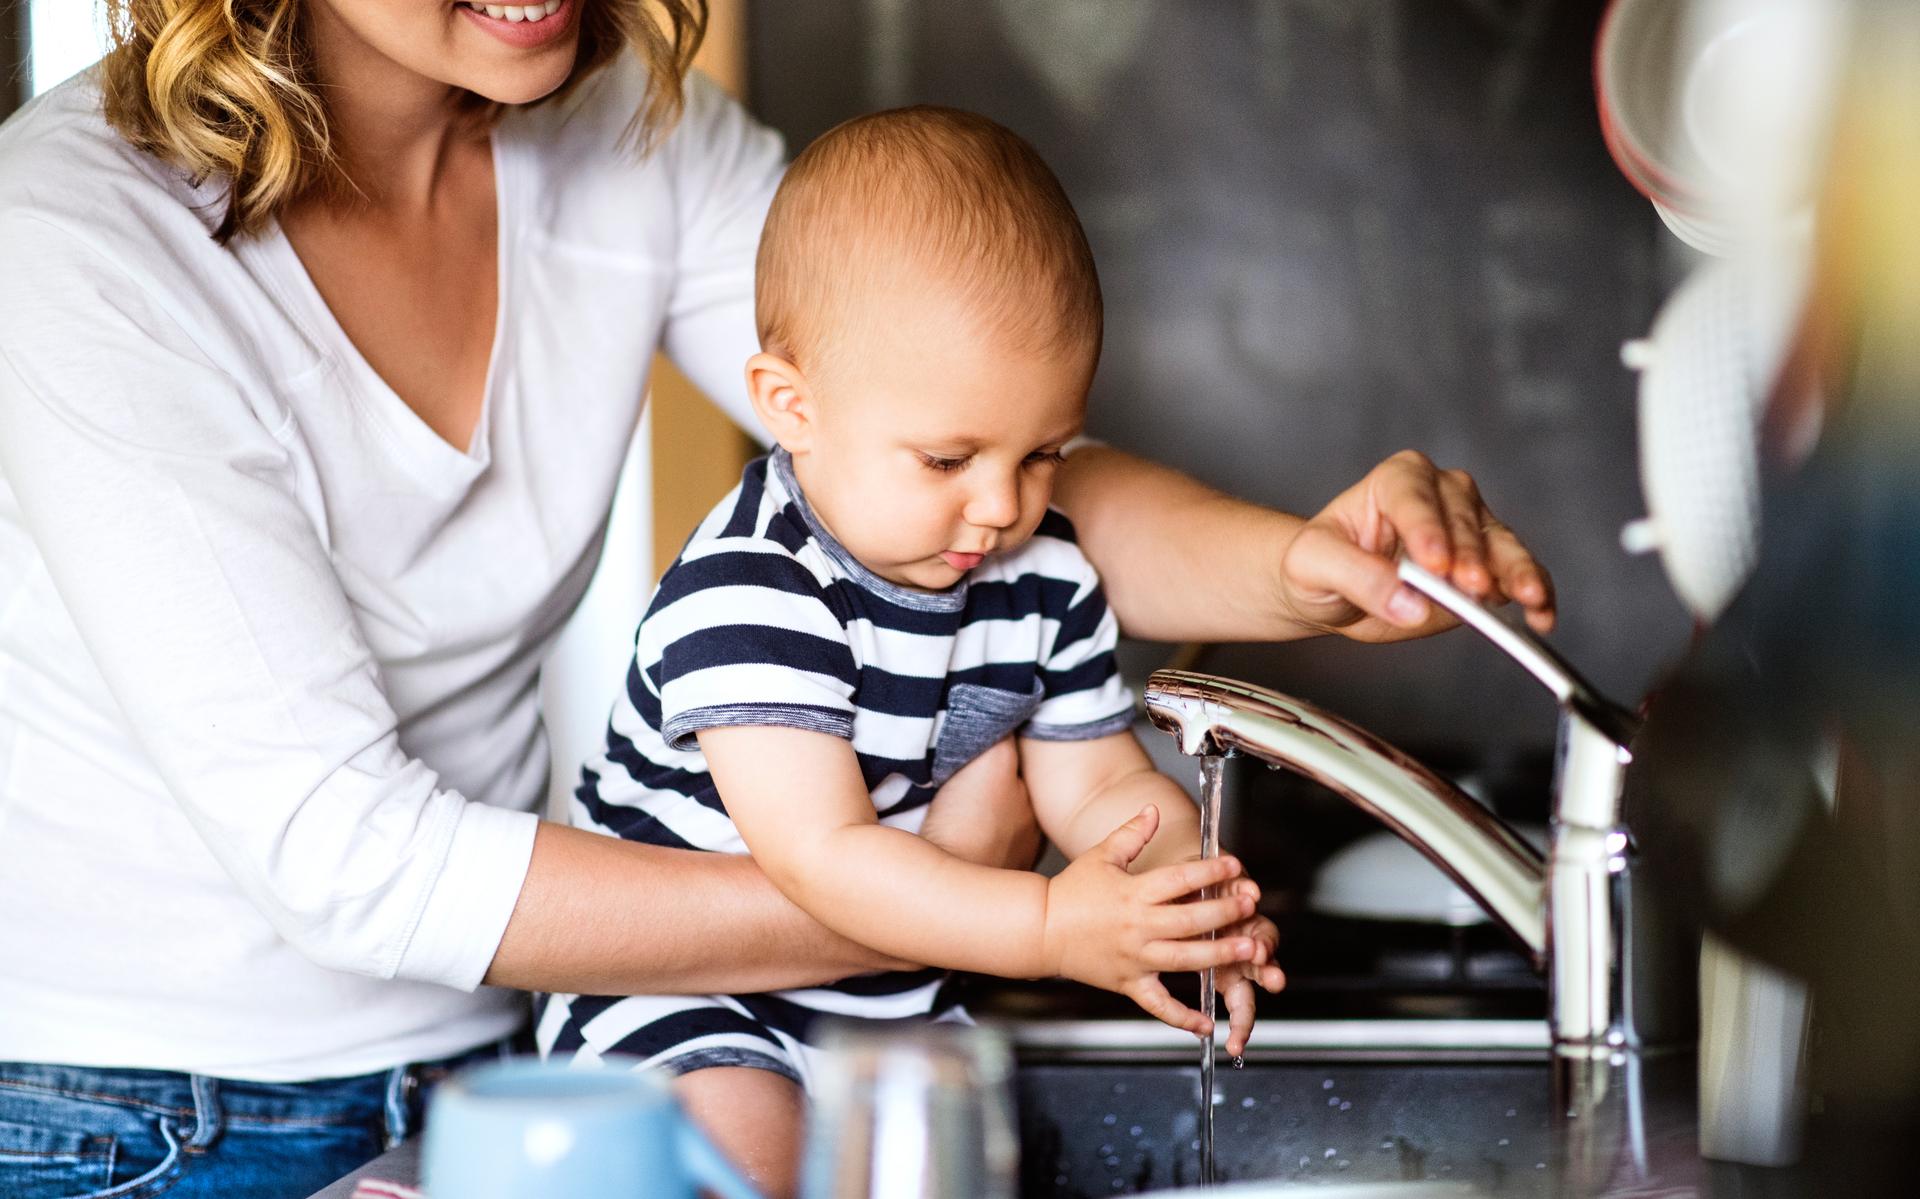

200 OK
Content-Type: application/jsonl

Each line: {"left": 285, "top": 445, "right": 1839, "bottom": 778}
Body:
{"left": 456, "top": 0, "right": 575, "bottom": 50}
{"left": 941, "top": 551, "right": 985, "bottom": 571}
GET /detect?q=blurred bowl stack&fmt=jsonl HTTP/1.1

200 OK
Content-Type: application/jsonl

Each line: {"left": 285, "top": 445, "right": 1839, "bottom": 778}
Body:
{"left": 1598, "top": 0, "right": 1854, "bottom": 1171}
{"left": 1596, "top": 0, "right": 1850, "bottom": 256}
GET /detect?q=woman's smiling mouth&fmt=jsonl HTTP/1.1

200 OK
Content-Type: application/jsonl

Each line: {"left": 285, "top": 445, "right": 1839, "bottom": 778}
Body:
{"left": 457, "top": 0, "right": 576, "bottom": 49}
{"left": 460, "top": 1, "right": 565, "bottom": 21}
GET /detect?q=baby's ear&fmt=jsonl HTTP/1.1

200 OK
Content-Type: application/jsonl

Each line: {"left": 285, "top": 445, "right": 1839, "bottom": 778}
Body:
{"left": 744, "top": 351, "right": 815, "bottom": 453}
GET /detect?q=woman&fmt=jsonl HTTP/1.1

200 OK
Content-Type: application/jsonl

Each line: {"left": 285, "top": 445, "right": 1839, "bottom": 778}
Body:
{"left": 0, "top": 2, "right": 1553, "bottom": 1196}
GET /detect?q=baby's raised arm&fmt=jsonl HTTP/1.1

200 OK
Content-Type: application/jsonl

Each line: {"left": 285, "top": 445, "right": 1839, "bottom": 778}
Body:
{"left": 697, "top": 724, "right": 1255, "bottom": 1032}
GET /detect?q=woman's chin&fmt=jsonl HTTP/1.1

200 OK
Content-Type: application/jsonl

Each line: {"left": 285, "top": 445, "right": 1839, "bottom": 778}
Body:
{"left": 457, "top": 51, "right": 580, "bottom": 107}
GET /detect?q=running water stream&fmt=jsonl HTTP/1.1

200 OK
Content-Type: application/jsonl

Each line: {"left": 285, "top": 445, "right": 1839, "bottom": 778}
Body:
{"left": 1196, "top": 753, "right": 1225, "bottom": 1186}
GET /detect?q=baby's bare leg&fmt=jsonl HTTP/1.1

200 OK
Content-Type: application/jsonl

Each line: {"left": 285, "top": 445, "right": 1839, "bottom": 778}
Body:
{"left": 674, "top": 1066, "right": 807, "bottom": 1199}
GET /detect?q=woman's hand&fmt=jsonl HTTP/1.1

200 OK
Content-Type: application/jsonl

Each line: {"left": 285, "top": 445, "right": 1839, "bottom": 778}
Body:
{"left": 1276, "top": 450, "right": 1556, "bottom": 641}
{"left": 918, "top": 737, "right": 1044, "bottom": 870}
{"left": 1054, "top": 446, "right": 1556, "bottom": 645}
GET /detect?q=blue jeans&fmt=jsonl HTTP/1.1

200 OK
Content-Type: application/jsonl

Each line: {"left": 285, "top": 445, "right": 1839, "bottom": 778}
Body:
{"left": 0, "top": 1037, "right": 523, "bottom": 1199}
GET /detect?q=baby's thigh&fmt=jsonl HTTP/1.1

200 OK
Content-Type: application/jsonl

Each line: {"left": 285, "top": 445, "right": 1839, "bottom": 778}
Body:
{"left": 675, "top": 1067, "right": 806, "bottom": 1199}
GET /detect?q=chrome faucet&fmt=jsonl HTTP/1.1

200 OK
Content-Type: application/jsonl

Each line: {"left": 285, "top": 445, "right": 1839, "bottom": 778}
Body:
{"left": 1144, "top": 559, "right": 1647, "bottom": 1080}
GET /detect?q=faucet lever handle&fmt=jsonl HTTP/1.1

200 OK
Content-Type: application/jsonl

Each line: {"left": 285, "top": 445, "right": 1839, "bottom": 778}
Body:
{"left": 1397, "top": 558, "right": 1639, "bottom": 747}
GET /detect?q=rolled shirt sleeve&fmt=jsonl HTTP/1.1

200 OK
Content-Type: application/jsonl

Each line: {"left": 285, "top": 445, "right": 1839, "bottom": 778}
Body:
{"left": 0, "top": 217, "right": 536, "bottom": 990}
{"left": 1023, "top": 514, "right": 1136, "bottom": 741}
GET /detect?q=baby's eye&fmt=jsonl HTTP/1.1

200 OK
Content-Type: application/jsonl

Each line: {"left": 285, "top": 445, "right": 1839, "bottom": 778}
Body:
{"left": 918, "top": 452, "right": 969, "bottom": 473}
{"left": 1024, "top": 449, "right": 1068, "bottom": 467}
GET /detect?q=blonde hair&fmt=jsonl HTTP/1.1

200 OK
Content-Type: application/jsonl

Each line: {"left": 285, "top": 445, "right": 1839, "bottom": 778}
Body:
{"left": 99, "top": 0, "right": 707, "bottom": 243}
{"left": 755, "top": 106, "right": 1102, "bottom": 376}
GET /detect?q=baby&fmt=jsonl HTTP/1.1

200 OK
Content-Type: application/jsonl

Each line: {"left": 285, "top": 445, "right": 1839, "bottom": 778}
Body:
{"left": 539, "top": 107, "right": 1282, "bottom": 1194}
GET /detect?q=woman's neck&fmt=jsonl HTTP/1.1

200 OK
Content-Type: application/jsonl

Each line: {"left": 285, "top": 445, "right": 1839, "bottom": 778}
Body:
{"left": 304, "top": 2, "right": 485, "bottom": 216}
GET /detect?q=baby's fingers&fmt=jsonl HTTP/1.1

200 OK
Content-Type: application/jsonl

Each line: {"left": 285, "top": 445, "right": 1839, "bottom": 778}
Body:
{"left": 1127, "top": 977, "right": 1212, "bottom": 1038}
{"left": 1142, "top": 936, "right": 1257, "bottom": 974}
{"left": 1138, "top": 854, "right": 1246, "bottom": 904}
{"left": 1147, "top": 892, "right": 1252, "bottom": 939}
{"left": 1222, "top": 976, "right": 1258, "bottom": 1058}
{"left": 1242, "top": 914, "right": 1280, "bottom": 966}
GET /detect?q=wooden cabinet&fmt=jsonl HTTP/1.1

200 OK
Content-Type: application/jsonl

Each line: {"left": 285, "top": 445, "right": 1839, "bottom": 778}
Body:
{"left": 649, "top": 0, "right": 758, "bottom": 579}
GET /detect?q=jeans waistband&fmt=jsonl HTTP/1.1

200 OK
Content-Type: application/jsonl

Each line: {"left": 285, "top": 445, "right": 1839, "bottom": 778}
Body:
{"left": 0, "top": 1035, "right": 522, "bottom": 1149}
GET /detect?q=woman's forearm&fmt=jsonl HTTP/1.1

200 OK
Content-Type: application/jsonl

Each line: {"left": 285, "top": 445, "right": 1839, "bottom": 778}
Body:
{"left": 483, "top": 821, "right": 911, "bottom": 996}
{"left": 1053, "top": 445, "right": 1313, "bottom": 644}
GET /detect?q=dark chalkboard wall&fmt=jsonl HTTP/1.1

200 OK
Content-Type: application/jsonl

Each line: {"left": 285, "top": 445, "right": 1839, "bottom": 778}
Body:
{"left": 749, "top": 0, "right": 1692, "bottom": 757}
{"left": 2, "top": 2, "right": 28, "bottom": 121}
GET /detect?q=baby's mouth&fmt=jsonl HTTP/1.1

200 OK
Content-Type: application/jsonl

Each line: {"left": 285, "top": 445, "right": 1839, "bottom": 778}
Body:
{"left": 941, "top": 551, "right": 986, "bottom": 572}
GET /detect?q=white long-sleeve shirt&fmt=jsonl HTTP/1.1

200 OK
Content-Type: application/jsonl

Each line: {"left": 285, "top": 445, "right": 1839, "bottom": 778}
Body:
{"left": 0, "top": 59, "right": 780, "bottom": 1081}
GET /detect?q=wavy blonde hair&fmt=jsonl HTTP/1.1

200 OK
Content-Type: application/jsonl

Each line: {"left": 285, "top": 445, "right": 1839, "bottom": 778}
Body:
{"left": 99, "top": 1, "right": 707, "bottom": 243}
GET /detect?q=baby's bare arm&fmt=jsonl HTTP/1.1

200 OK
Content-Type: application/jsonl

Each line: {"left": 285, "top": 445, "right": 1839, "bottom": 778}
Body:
{"left": 700, "top": 725, "right": 1055, "bottom": 976}
{"left": 1019, "top": 730, "right": 1202, "bottom": 874}
{"left": 698, "top": 725, "right": 1255, "bottom": 1007}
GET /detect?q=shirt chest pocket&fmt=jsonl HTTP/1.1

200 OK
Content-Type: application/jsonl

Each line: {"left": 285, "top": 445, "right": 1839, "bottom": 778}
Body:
{"left": 931, "top": 680, "right": 1046, "bottom": 786}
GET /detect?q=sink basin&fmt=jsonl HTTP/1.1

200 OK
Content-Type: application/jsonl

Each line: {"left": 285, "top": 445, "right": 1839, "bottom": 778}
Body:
{"left": 1013, "top": 1056, "right": 1554, "bottom": 1195}
{"left": 995, "top": 1012, "right": 1712, "bottom": 1198}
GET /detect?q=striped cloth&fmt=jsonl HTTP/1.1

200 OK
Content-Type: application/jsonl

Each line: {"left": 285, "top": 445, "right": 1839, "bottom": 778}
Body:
{"left": 536, "top": 449, "right": 1133, "bottom": 1089}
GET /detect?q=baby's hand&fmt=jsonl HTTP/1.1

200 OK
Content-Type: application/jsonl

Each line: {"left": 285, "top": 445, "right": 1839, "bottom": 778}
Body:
{"left": 1041, "top": 805, "right": 1262, "bottom": 1035}
{"left": 1213, "top": 877, "right": 1286, "bottom": 1057}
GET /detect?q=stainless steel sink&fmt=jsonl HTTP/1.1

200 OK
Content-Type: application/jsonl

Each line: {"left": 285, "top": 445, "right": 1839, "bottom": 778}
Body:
{"left": 1003, "top": 1018, "right": 1548, "bottom": 1064}
{"left": 1011, "top": 1053, "right": 1556, "bottom": 1195}
{"left": 995, "top": 1016, "right": 1713, "bottom": 1198}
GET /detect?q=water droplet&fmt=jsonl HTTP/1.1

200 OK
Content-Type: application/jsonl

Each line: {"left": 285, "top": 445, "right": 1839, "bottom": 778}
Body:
{"left": 1322, "top": 1078, "right": 1335, "bottom": 1089}
{"left": 1129, "top": 1125, "right": 1143, "bottom": 1137}
{"left": 1327, "top": 1096, "right": 1340, "bottom": 1106}
{"left": 1498, "top": 1137, "right": 1511, "bottom": 1147}
{"left": 1056, "top": 1174, "right": 1069, "bottom": 1187}
{"left": 1299, "top": 1155, "right": 1311, "bottom": 1168}
{"left": 1211, "top": 1089, "right": 1225, "bottom": 1106}
{"left": 1103, "top": 1113, "right": 1118, "bottom": 1126}
{"left": 1339, "top": 1101, "right": 1351, "bottom": 1112}
{"left": 1106, "top": 1155, "right": 1122, "bottom": 1168}
{"left": 1111, "top": 1180, "right": 1125, "bottom": 1192}
{"left": 1230, "top": 1055, "right": 1245, "bottom": 1069}
{"left": 1112, "top": 1082, "right": 1128, "bottom": 1095}
{"left": 1505, "top": 1107, "right": 1518, "bottom": 1118}
{"left": 1324, "top": 1147, "right": 1337, "bottom": 1159}
{"left": 1190, "top": 1138, "right": 1201, "bottom": 1151}
{"left": 1100, "top": 1144, "right": 1113, "bottom": 1157}
{"left": 1240, "top": 1096, "right": 1256, "bottom": 1109}
{"left": 1380, "top": 1139, "right": 1394, "bottom": 1150}
{"left": 1337, "top": 1160, "right": 1352, "bottom": 1170}
{"left": 1536, "top": 1162, "right": 1548, "bottom": 1170}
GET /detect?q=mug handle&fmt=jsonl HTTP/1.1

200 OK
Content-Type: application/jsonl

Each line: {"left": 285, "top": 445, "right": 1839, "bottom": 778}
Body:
{"left": 675, "top": 1117, "right": 764, "bottom": 1199}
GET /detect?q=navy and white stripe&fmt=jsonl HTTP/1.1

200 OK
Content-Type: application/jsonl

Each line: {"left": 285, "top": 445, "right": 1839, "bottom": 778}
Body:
{"left": 540, "top": 449, "right": 1133, "bottom": 1086}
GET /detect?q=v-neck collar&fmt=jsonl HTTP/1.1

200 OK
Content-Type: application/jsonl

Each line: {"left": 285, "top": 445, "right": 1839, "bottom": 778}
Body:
{"left": 239, "top": 129, "right": 512, "bottom": 485}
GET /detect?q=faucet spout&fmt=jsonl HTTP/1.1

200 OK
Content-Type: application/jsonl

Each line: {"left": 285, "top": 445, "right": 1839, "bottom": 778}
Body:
{"left": 1146, "top": 664, "right": 1643, "bottom": 1066}
{"left": 1145, "top": 670, "right": 1547, "bottom": 968}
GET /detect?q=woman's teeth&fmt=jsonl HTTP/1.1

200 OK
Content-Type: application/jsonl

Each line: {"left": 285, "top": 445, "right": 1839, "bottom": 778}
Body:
{"left": 464, "top": 1, "right": 564, "bottom": 21}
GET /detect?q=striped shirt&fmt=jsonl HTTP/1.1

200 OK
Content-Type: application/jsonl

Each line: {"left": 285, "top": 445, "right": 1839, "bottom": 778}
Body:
{"left": 563, "top": 448, "right": 1133, "bottom": 1032}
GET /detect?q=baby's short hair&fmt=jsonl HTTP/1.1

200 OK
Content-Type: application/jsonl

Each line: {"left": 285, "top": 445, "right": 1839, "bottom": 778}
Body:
{"left": 755, "top": 106, "right": 1102, "bottom": 376}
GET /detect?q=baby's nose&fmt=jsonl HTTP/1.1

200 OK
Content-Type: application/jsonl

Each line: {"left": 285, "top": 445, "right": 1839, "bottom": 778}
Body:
{"left": 965, "top": 476, "right": 1022, "bottom": 528}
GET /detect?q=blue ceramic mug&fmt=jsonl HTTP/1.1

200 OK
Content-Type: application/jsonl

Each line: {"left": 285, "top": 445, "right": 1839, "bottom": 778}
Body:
{"left": 422, "top": 1056, "right": 760, "bottom": 1199}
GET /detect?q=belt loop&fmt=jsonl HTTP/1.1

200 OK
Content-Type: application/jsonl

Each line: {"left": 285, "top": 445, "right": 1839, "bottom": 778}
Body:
{"left": 382, "top": 1066, "right": 418, "bottom": 1149}
{"left": 185, "top": 1075, "right": 222, "bottom": 1150}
